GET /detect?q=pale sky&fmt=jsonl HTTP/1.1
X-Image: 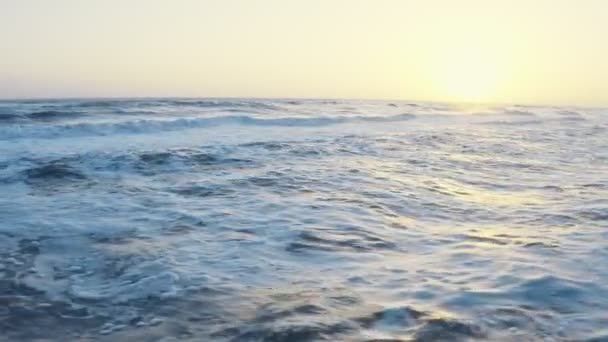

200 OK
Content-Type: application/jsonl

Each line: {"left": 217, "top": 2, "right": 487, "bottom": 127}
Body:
{"left": 1, "top": 0, "right": 607, "bottom": 105}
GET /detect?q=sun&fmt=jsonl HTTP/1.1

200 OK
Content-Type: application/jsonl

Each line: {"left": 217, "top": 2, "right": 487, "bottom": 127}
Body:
{"left": 429, "top": 46, "right": 506, "bottom": 103}
{"left": 438, "top": 56, "right": 499, "bottom": 103}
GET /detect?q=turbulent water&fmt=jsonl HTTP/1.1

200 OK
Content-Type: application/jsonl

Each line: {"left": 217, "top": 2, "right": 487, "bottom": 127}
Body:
{"left": 0, "top": 98, "right": 607, "bottom": 341}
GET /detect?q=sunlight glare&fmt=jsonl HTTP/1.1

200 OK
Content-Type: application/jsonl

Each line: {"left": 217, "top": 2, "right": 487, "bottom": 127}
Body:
{"left": 430, "top": 45, "right": 507, "bottom": 103}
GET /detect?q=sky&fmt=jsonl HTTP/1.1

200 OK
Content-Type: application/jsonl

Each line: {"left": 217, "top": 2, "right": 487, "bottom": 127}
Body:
{"left": 1, "top": 0, "right": 607, "bottom": 106}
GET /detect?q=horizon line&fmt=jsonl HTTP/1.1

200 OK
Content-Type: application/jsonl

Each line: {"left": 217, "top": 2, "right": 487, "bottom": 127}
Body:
{"left": 0, "top": 95, "right": 604, "bottom": 110}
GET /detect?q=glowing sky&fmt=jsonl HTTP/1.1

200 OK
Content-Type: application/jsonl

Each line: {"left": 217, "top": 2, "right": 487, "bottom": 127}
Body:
{"left": 1, "top": 0, "right": 607, "bottom": 105}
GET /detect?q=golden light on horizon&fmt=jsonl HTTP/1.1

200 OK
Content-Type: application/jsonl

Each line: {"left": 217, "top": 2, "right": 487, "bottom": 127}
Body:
{"left": 431, "top": 48, "right": 505, "bottom": 103}
{"left": 412, "top": 20, "right": 517, "bottom": 105}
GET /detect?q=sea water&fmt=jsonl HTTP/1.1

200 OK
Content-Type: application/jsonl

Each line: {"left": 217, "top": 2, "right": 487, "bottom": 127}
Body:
{"left": 0, "top": 99, "right": 607, "bottom": 341}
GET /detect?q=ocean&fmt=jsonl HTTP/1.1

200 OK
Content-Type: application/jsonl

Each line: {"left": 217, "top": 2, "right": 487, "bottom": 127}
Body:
{"left": 0, "top": 98, "right": 606, "bottom": 341}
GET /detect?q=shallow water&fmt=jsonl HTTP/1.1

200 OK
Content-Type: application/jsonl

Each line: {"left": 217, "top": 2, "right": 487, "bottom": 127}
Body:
{"left": 0, "top": 98, "right": 607, "bottom": 341}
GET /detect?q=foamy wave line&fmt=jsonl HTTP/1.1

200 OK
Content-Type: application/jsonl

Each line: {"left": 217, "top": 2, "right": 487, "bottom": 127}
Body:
{"left": 0, "top": 114, "right": 416, "bottom": 140}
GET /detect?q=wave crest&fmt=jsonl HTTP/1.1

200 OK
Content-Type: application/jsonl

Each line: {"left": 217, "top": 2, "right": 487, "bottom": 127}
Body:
{"left": 0, "top": 113, "right": 416, "bottom": 140}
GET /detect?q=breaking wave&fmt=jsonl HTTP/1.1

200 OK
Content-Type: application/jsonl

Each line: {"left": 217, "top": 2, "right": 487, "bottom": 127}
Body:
{"left": 0, "top": 113, "right": 417, "bottom": 140}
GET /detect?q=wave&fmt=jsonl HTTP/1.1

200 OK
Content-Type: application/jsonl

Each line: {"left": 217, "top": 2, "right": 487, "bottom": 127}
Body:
{"left": 0, "top": 113, "right": 417, "bottom": 140}
{"left": 63, "top": 99, "right": 281, "bottom": 111}
{"left": 478, "top": 119, "right": 543, "bottom": 126}
{"left": 504, "top": 110, "right": 536, "bottom": 116}
{"left": 0, "top": 99, "right": 284, "bottom": 122}
{"left": 27, "top": 110, "right": 84, "bottom": 120}
{"left": 0, "top": 110, "right": 84, "bottom": 122}
{"left": 164, "top": 99, "right": 279, "bottom": 110}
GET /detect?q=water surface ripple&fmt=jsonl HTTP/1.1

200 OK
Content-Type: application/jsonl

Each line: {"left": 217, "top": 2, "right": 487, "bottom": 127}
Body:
{"left": 0, "top": 99, "right": 607, "bottom": 341}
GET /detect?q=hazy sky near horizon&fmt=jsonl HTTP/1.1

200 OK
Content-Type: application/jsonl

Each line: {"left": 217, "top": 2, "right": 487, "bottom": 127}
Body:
{"left": 1, "top": 0, "right": 607, "bottom": 105}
